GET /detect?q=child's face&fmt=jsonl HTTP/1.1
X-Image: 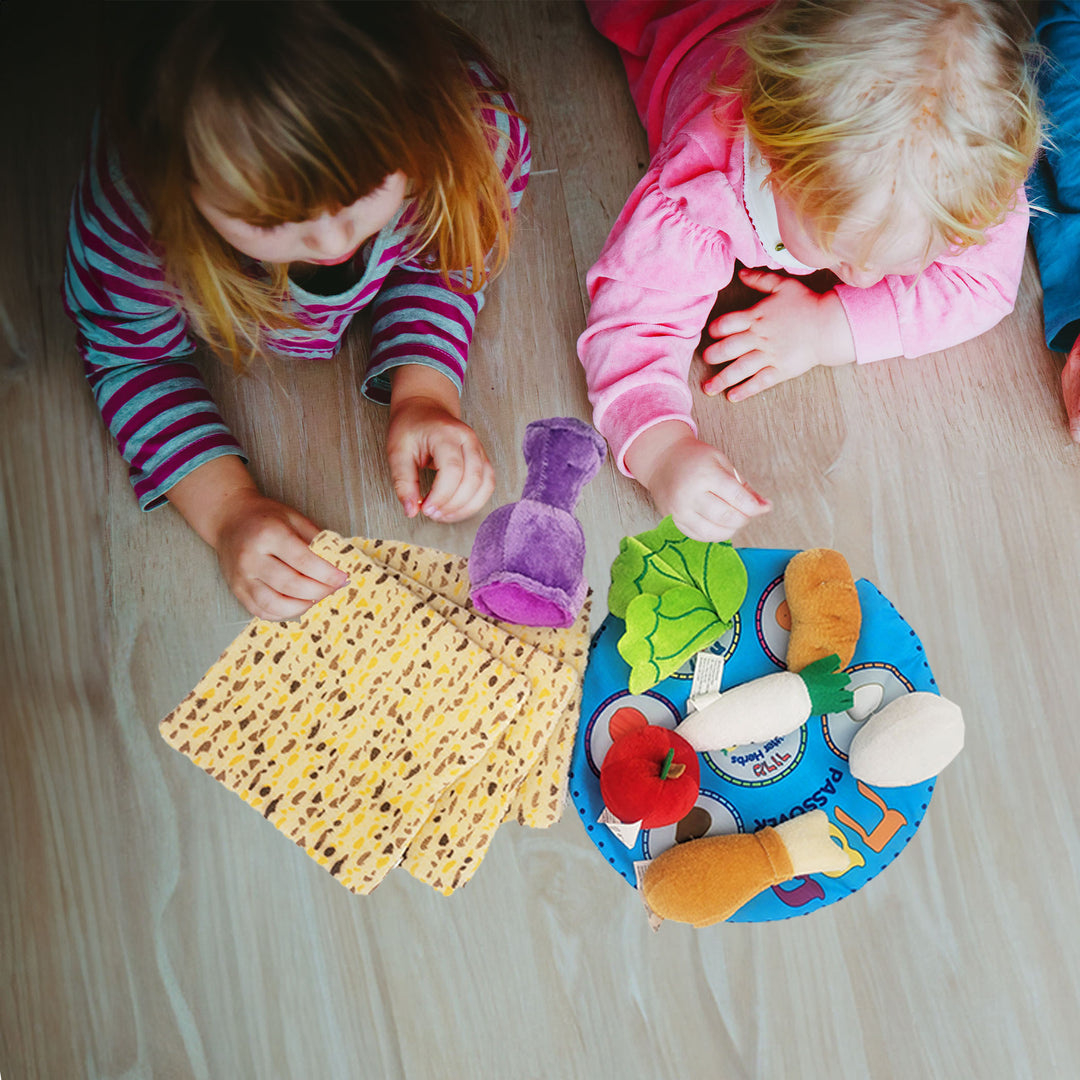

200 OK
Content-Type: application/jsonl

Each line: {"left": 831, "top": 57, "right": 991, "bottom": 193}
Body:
{"left": 773, "top": 189, "right": 942, "bottom": 288}
{"left": 193, "top": 172, "right": 409, "bottom": 266}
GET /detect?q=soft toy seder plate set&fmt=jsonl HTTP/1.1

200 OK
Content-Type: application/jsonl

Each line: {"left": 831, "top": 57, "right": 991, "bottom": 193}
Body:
{"left": 569, "top": 545, "right": 944, "bottom": 924}
{"left": 161, "top": 417, "right": 962, "bottom": 926}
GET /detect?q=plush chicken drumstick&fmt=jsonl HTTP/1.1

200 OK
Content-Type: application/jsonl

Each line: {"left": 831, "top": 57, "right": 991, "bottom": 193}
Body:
{"left": 641, "top": 809, "right": 848, "bottom": 928}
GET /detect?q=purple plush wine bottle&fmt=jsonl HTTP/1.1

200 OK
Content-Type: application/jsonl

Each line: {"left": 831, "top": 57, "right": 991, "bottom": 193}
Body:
{"left": 469, "top": 417, "right": 607, "bottom": 627}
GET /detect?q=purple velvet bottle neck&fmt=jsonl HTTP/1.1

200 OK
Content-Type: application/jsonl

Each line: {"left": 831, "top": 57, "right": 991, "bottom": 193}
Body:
{"left": 519, "top": 420, "right": 606, "bottom": 513}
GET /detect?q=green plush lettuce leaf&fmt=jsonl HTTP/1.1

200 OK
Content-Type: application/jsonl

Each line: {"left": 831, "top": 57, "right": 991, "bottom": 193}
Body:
{"left": 607, "top": 536, "right": 686, "bottom": 618}
{"left": 618, "top": 587, "right": 733, "bottom": 694}
{"left": 609, "top": 517, "right": 747, "bottom": 620}
{"left": 608, "top": 517, "right": 749, "bottom": 693}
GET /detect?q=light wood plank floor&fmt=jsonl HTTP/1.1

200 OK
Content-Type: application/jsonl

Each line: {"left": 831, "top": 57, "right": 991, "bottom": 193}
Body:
{"left": 4, "top": 2, "right": 1079, "bottom": 1077}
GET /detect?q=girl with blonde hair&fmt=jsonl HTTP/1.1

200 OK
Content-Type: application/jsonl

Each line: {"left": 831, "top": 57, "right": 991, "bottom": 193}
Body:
{"left": 578, "top": 0, "right": 1041, "bottom": 542}
{"left": 64, "top": 1, "right": 529, "bottom": 618}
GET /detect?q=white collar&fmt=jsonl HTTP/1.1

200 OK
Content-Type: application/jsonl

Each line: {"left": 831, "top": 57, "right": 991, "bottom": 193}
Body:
{"left": 742, "top": 129, "right": 817, "bottom": 273}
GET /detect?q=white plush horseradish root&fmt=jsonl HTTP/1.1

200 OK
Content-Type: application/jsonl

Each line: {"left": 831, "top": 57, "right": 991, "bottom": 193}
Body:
{"left": 676, "top": 654, "right": 853, "bottom": 751}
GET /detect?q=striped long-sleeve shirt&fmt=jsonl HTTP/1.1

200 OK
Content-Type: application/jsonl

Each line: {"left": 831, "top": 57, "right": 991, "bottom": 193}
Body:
{"left": 63, "top": 68, "right": 530, "bottom": 509}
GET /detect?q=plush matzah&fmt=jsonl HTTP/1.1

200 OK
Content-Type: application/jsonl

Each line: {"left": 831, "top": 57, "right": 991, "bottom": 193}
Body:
{"left": 160, "top": 546, "right": 532, "bottom": 894}
{"left": 348, "top": 535, "right": 591, "bottom": 827}
{"left": 507, "top": 594, "right": 591, "bottom": 827}
{"left": 312, "top": 532, "right": 580, "bottom": 892}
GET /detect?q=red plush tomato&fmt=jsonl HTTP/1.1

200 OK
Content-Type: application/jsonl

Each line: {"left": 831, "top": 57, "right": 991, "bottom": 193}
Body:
{"left": 600, "top": 725, "right": 700, "bottom": 828}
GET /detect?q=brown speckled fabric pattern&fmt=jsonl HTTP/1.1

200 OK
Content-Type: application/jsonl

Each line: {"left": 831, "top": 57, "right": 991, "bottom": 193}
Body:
{"left": 159, "top": 531, "right": 589, "bottom": 895}
{"left": 345, "top": 535, "right": 592, "bottom": 831}
{"left": 160, "top": 540, "right": 532, "bottom": 894}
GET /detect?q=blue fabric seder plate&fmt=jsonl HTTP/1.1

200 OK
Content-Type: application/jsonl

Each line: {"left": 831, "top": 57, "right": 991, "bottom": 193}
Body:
{"left": 568, "top": 548, "right": 939, "bottom": 922}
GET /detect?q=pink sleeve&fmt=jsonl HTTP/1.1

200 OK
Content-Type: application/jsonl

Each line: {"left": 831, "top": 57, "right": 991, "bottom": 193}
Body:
{"left": 577, "top": 136, "right": 740, "bottom": 475}
{"left": 835, "top": 191, "right": 1030, "bottom": 364}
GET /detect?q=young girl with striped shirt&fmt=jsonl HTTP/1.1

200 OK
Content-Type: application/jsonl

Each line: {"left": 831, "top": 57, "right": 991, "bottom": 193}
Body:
{"left": 64, "top": 1, "right": 529, "bottom": 619}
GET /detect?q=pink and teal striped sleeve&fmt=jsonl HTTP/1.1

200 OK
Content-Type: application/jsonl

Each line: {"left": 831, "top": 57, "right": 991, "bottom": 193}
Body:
{"left": 361, "top": 71, "right": 531, "bottom": 403}
{"left": 64, "top": 64, "right": 529, "bottom": 506}
{"left": 63, "top": 118, "right": 246, "bottom": 510}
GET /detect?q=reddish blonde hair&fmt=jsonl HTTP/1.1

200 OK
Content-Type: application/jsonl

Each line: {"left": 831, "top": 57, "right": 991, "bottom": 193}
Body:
{"left": 108, "top": 1, "right": 517, "bottom": 368}
{"left": 725, "top": 0, "right": 1043, "bottom": 267}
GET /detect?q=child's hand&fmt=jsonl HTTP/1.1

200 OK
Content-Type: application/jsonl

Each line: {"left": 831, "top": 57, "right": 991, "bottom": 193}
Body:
{"left": 166, "top": 456, "right": 347, "bottom": 619}
{"left": 386, "top": 396, "right": 495, "bottom": 522}
{"left": 214, "top": 490, "right": 350, "bottom": 620}
{"left": 702, "top": 268, "right": 856, "bottom": 401}
{"left": 1064, "top": 332, "right": 1080, "bottom": 443}
{"left": 625, "top": 421, "right": 771, "bottom": 542}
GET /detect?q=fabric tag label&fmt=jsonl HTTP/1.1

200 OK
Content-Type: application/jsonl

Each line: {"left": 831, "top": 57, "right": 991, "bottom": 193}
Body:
{"left": 687, "top": 651, "right": 726, "bottom": 711}
{"left": 634, "top": 860, "right": 664, "bottom": 931}
{"left": 599, "top": 805, "right": 642, "bottom": 848}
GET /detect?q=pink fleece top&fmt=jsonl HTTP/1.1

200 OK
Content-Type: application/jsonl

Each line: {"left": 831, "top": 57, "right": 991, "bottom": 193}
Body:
{"left": 577, "top": 37, "right": 1030, "bottom": 476}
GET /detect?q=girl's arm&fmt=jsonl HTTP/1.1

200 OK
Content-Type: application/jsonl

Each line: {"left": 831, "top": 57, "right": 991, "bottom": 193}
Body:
{"left": 703, "top": 197, "right": 1030, "bottom": 401}
{"left": 580, "top": 273, "right": 722, "bottom": 475}
{"left": 575, "top": 137, "right": 769, "bottom": 540}
{"left": 65, "top": 121, "right": 345, "bottom": 617}
{"left": 360, "top": 77, "right": 531, "bottom": 409}
{"left": 360, "top": 264, "right": 483, "bottom": 409}
{"left": 575, "top": 129, "right": 752, "bottom": 475}
{"left": 360, "top": 72, "right": 529, "bottom": 521}
{"left": 64, "top": 118, "right": 246, "bottom": 509}
{"left": 831, "top": 196, "right": 1030, "bottom": 364}
{"left": 165, "top": 456, "right": 348, "bottom": 619}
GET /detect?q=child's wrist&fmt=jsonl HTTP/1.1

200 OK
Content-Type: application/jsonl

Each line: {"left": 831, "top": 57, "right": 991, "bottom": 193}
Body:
{"left": 624, "top": 420, "right": 696, "bottom": 489}
{"left": 204, "top": 486, "right": 264, "bottom": 550}
{"left": 166, "top": 456, "right": 259, "bottom": 549}
{"left": 389, "top": 364, "right": 461, "bottom": 419}
{"left": 819, "top": 291, "right": 857, "bottom": 367}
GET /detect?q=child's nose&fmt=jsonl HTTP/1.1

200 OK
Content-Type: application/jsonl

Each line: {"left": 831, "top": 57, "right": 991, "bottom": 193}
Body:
{"left": 838, "top": 263, "right": 883, "bottom": 288}
{"left": 304, "top": 213, "right": 355, "bottom": 257}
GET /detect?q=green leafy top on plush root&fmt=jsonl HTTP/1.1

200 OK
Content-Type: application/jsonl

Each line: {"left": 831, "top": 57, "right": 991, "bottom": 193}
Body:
{"left": 798, "top": 654, "right": 854, "bottom": 715}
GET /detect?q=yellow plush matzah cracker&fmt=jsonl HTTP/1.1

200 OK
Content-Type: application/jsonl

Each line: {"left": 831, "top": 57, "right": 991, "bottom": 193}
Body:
{"left": 507, "top": 594, "right": 591, "bottom": 828}
{"left": 160, "top": 546, "right": 532, "bottom": 894}
{"left": 311, "top": 533, "right": 580, "bottom": 892}
{"left": 348, "top": 535, "right": 591, "bottom": 828}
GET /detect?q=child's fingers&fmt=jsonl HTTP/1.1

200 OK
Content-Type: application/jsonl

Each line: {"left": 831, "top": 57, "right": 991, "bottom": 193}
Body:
{"left": 244, "top": 579, "right": 317, "bottom": 621}
{"left": 283, "top": 509, "right": 321, "bottom": 545}
{"left": 707, "top": 472, "right": 770, "bottom": 520}
{"left": 274, "top": 530, "right": 350, "bottom": 589}
{"left": 386, "top": 442, "right": 424, "bottom": 517}
{"left": 674, "top": 492, "right": 759, "bottom": 542}
{"left": 424, "top": 431, "right": 494, "bottom": 521}
{"left": 739, "top": 267, "right": 787, "bottom": 293}
{"left": 703, "top": 328, "right": 758, "bottom": 367}
{"left": 438, "top": 457, "right": 495, "bottom": 521}
{"left": 725, "top": 366, "right": 782, "bottom": 402}
{"left": 708, "top": 309, "right": 754, "bottom": 338}
{"left": 1062, "top": 346, "right": 1080, "bottom": 442}
{"left": 419, "top": 443, "right": 466, "bottom": 520}
{"left": 258, "top": 557, "right": 340, "bottom": 604}
{"left": 703, "top": 351, "right": 769, "bottom": 395}
{"left": 671, "top": 509, "right": 736, "bottom": 543}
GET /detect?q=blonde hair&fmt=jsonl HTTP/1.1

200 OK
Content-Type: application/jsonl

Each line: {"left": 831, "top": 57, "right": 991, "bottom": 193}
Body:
{"left": 728, "top": 0, "right": 1043, "bottom": 266}
{"left": 108, "top": 1, "right": 517, "bottom": 368}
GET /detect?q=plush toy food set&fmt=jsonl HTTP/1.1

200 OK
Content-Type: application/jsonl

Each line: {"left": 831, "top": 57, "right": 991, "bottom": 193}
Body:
{"left": 569, "top": 521, "right": 965, "bottom": 928}
{"left": 160, "top": 419, "right": 601, "bottom": 896}
{"left": 160, "top": 413, "right": 962, "bottom": 919}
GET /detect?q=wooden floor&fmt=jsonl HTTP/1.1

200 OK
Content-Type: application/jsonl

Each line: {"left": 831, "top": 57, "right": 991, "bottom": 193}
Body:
{"left": 4, "top": 2, "right": 1080, "bottom": 1077}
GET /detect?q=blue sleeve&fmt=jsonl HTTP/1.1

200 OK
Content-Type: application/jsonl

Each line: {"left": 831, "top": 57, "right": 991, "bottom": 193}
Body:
{"left": 1029, "top": 0, "right": 1080, "bottom": 351}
